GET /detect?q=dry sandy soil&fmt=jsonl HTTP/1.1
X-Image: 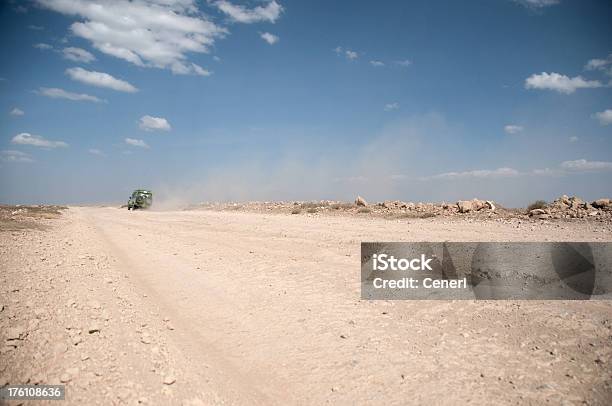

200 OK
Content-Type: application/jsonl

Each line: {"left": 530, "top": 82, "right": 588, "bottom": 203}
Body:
{"left": 1, "top": 206, "right": 611, "bottom": 405}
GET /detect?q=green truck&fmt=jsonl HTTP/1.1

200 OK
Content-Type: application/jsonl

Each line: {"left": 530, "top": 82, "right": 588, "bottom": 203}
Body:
{"left": 127, "top": 189, "right": 153, "bottom": 210}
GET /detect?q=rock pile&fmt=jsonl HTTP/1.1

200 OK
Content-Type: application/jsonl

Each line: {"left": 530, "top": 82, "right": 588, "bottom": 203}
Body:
{"left": 528, "top": 195, "right": 612, "bottom": 219}
{"left": 202, "top": 194, "right": 611, "bottom": 222}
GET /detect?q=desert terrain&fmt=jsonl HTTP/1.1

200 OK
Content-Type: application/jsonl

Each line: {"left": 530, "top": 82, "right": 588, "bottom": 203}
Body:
{"left": 1, "top": 202, "right": 611, "bottom": 405}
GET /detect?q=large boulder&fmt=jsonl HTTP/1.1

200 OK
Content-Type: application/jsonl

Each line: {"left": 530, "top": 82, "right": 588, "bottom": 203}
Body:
{"left": 355, "top": 196, "right": 368, "bottom": 207}
{"left": 529, "top": 208, "right": 547, "bottom": 216}
{"left": 456, "top": 199, "right": 487, "bottom": 213}
{"left": 592, "top": 198, "right": 611, "bottom": 209}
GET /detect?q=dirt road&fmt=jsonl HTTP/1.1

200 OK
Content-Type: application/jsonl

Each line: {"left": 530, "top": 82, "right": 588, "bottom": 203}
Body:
{"left": 1, "top": 207, "right": 611, "bottom": 405}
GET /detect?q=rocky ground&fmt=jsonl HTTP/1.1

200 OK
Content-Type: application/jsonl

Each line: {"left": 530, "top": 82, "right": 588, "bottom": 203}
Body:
{"left": 198, "top": 195, "right": 612, "bottom": 223}
{"left": 1, "top": 204, "right": 611, "bottom": 405}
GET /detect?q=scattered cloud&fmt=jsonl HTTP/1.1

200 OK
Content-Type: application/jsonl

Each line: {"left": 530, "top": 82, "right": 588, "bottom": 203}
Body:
{"left": 213, "top": 55, "right": 221, "bottom": 62}
{"left": 37, "top": 0, "right": 225, "bottom": 76}
{"left": 395, "top": 59, "right": 412, "bottom": 67}
{"left": 525, "top": 72, "right": 602, "bottom": 94}
{"left": 34, "top": 43, "right": 53, "bottom": 50}
{"left": 1, "top": 150, "right": 33, "bottom": 163}
{"left": 260, "top": 32, "right": 279, "bottom": 45}
{"left": 38, "top": 87, "right": 104, "bottom": 103}
{"left": 10, "top": 108, "right": 25, "bottom": 116}
{"left": 569, "top": 136, "right": 579, "bottom": 143}
{"left": 62, "top": 47, "right": 95, "bottom": 63}
{"left": 428, "top": 167, "right": 520, "bottom": 180}
{"left": 560, "top": 159, "right": 612, "bottom": 172}
{"left": 593, "top": 109, "right": 612, "bottom": 126}
{"left": 125, "top": 138, "right": 149, "bottom": 148}
{"left": 370, "top": 60, "right": 385, "bottom": 67}
{"left": 11, "top": 132, "right": 68, "bottom": 148}
{"left": 334, "top": 46, "right": 358, "bottom": 60}
{"left": 345, "top": 50, "right": 358, "bottom": 60}
{"left": 139, "top": 115, "right": 171, "bottom": 132}
{"left": 65, "top": 67, "right": 138, "bottom": 93}
{"left": 585, "top": 54, "right": 612, "bottom": 78}
{"left": 27, "top": 25, "right": 44, "bottom": 30}
{"left": 504, "top": 124, "right": 524, "bottom": 134}
{"left": 513, "top": 0, "right": 560, "bottom": 8}
{"left": 532, "top": 167, "right": 562, "bottom": 176}
{"left": 215, "top": 1, "right": 283, "bottom": 24}
{"left": 384, "top": 102, "right": 399, "bottom": 111}
{"left": 88, "top": 148, "right": 105, "bottom": 157}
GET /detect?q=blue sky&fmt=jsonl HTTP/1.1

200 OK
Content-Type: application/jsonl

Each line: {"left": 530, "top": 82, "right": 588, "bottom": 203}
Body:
{"left": 1, "top": 0, "right": 611, "bottom": 206}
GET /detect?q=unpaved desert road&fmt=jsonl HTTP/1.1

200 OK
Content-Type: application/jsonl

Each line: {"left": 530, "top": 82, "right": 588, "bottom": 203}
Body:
{"left": 1, "top": 207, "right": 611, "bottom": 405}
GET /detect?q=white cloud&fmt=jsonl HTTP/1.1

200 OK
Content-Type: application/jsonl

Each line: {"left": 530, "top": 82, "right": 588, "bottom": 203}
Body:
{"left": 38, "top": 87, "right": 104, "bottom": 103}
{"left": 334, "top": 46, "right": 358, "bottom": 60}
{"left": 125, "top": 138, "right": 149, "bottom": 148}
{"left": 585, "top": 54, "right": 612, "bottom": 71}
{"left": 11, "top": 132, "right": 68, "bottom": 148}
{"left": 370, "top": 60, "right": 385, "bottom": 67}
{"left": 525, "top": 72, "right": 602, "bottom": 94}
{"left": 88, "top": 148, "right": 105, "bottom": 156}
{"left": 429, "top": 167, "right": 520, "bottom": 180}
{"left": 62, "top": 47, "right": 95, "bottom": 63}
{"left": 584, "top": 54, "right": 612, "bottom": 77}
{"left": 345, "top": 50, "right": 358, "bottom": 60}
{"left": 504, "top": 124, "right": 523, "bottom": 134}
{"left": 384, "top": 102, "right": 399, "bottom": 111}
{"left": 260, "top": 32, "right": 279, "bottom": 45}
{"left": 1, "top": 150, "right": 34, "bottom": 163}
{"left": 37, "top": 0, "right": 224, "bottom": 76}
{"left": 569, "top": 136, "right": 579, "bottom": 143}
{"left": 34, "top": 43, "right": 53, "bottom": 50}
{"left": 139, "top": 115, "right": 171, "bottom": 132}
{"left": 10, "top": 108, "right": 25, "bottom": 116}
{"left": 395, "top": 59, "right": 412, "bottom": 67}
{"left": 593, "top": 109, "right": 612, "bottom": 126}
{"left": 66, "top": 67, "right": 138, "bottom": 93}
{"left": 27, "top": 25, "right": 44, "bottom": 30}
{"left": 514, "top": 0, "right": 560, "bottom": 8}
{"left": 215, "top": 1, "right": 283, "bottom": 24}
{"left": 532, "top": 167, "right": 561, "bottom": 176}
{"left": 560, "top": 159, "right": 612, "bottom": 172}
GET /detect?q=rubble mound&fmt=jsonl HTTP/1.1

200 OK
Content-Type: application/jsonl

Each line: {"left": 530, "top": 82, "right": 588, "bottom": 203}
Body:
{"left": 528, "top": 195, "right": 612, "bottom": 220}
{"left": 198, "top": 195, "right": 611, "bottom": 223}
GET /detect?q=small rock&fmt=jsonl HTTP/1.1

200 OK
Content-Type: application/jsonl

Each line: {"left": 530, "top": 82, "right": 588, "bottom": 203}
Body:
{"left": 53, "top": 343, "right": 68, "bottom": 354}
{"left": 60, "top": 373, "right": 72, "bottom": 383}
{"left": 88, "top": 324, "right": 101, "bottom": 334}
{"left": 6, "top": 326, "right": 26, "bottom": 341}
{"left": 87, "top": 300, "right": 101, "bottom": 310}
{"left": 163, "top": 375, "right": 176, "bottom": 385}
